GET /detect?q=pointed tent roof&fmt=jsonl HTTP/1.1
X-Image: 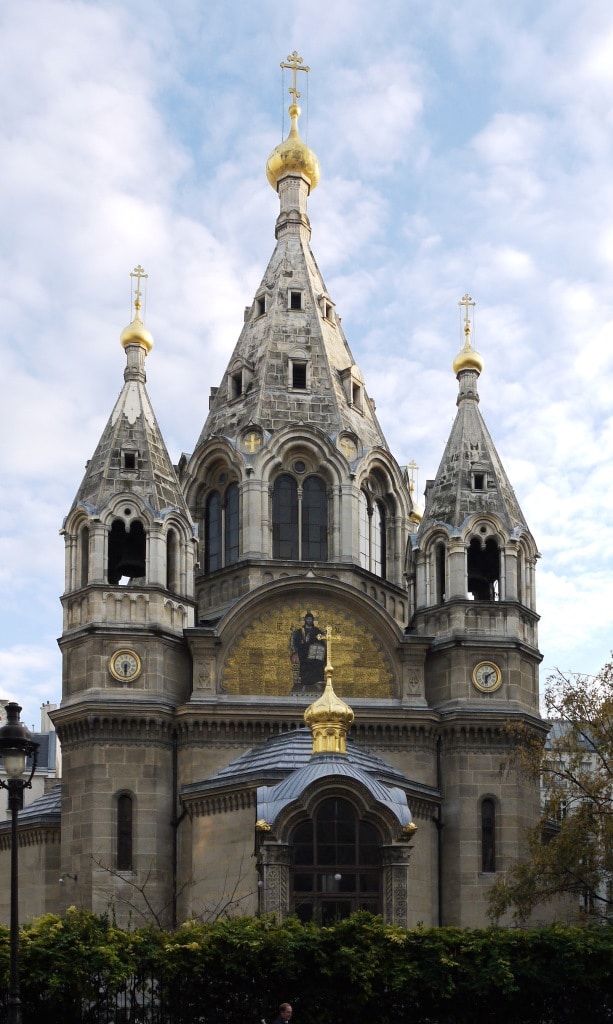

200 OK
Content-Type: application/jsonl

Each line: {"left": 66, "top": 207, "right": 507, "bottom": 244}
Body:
{"left": 419, "top": 300, "right": 528, "bottom": 536}
{"left": 192, "top": 81, "right": 389, "bottom": 456}
{"left": 69, "top": 271, "right": 189, "bottom": 519}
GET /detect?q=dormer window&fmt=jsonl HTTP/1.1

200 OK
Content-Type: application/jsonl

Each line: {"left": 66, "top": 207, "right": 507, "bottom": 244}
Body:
{"left": 255, "top": 293, "right": 267, "bottom": 318}
{"left": 340, "top": 364, "right": 365, "bottom": 413}
{"left": 473, "top": 472, "right": 486, "bottom": 490}
{"left": 227, "top": 359, "right": 253, "bottom": 402}
{"left": 122, "top": 449, "right": 138, "bottom": 471}
{"left": 288, "top": 290, "right": 303, "bottom": 311}
{"left": 319, "top": 294, "right": 335, "bottom": 322}
{"left": 230, "top": 371, "right": 243, "bottom": 399}
{"left": 292, "top": 361, "right": 307, "bottom": 389}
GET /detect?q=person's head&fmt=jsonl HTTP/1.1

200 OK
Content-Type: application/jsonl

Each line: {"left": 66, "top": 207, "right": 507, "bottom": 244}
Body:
{"left": 279, "top": 1004, "right": 292, "bottom": 1021}
{"left": 304, "top": 613, "right": 314, "bottom": 627}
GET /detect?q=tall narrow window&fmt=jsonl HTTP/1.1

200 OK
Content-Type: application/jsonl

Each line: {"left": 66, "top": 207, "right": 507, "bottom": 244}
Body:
{"left": 167, "top": 527, "right": 179, "bottom": 592}
{"left": 117, "top": 794, "right": 133, "bottom": 871}
{"left": 205, "top": 492, "right": 221, "bottom": 572}
{"left": 372, "top": 500, "right": 385, "bottom": 577}
{"left": 224, "top": 483, "right": 239, "bottom": 566}
{"left": 435, "top": 542, "right": 446, "bottom": 604}
{"left": 291, "top": 797, "right": 381, "bottom": 923}
{"left": 273, "top": 475, "right": 299, "bottom": 559}
{"left": 358, "top": 491, "right": 386, "bottom": 578}
{"left": 79, "top": 525, "right": 89, "bottom": 588}
{"left": 302, "top": 476, "right": 328, "bottom": 560}
{"left": 205, "top": 484, "right": 239, "bottom": 573}
{"left": 481, "top": 798, "right": 496, "bottom": 873}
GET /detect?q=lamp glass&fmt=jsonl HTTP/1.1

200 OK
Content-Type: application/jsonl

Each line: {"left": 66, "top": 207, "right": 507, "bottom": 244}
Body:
{"left": 2, "top": 749, "right": 27, "bottom": 779}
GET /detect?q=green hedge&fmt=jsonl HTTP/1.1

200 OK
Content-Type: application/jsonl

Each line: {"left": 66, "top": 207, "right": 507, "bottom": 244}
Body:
{"left": 1, "top": 910, "right": 612, "bottom": 1024}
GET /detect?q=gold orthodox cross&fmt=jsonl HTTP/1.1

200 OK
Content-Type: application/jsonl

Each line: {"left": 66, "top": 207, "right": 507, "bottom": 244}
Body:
{"left": 320, "top": 624, "right": 342, "bottom": 681}
{"left": 280, "top": 51, "right": 310, "bottom": 105}
{"left": 407, "top": 459, "right": 419, "bottom": 498}
{"left": 243, "top": 432, "right": 261, "bottom": 454}
{"left": 458, "top": 292, "right": 475, "bottom": 339}
{"left": 130, "top": 265, "right": 148, "bottom": 305}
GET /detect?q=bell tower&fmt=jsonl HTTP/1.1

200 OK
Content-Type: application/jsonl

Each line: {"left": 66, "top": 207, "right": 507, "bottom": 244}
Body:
{"left": 54, "top": 268, "right": 196, "bottom": 924}
{"left": 406, "top": 295, "right": 545, "bottom": 925}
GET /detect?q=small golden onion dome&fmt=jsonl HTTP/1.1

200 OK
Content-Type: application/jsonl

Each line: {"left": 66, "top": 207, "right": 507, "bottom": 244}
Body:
{"left": 452, "top": 335, "right": 483, "bottom": 376}
{"left": 304, "top": 677, "right": 354, "bottom": 755}
{"left": 266, "top": 104, "right": 320, "bottom": 192}
{"left": 409, "top": 507, "right": 423, "bottom": 525}
{"left": 120, "top": 300, "right": 153, "bottom": 354}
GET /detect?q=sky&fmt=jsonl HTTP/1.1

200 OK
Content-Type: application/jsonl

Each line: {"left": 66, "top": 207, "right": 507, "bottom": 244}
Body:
{"left": 1, "top": 0, "right": 612, "bottom": 732}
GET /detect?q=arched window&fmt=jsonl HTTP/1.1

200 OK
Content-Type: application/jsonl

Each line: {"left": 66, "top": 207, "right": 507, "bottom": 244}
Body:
{"left": 358, "top": 492, "right": 386, "bottom": 578}
{"left": 79, "top": 525, "right": 89, "bottom": 588}
{"left": 302, "top": 476, "right": 328, "bottom": 560}
{"left": 205, "top": 484, "right": 239, "bottom": 573}
{"left": 272, "top": 474, "right": 328, "bottom": 561}
{"left": 108, "top": 520, "right": 146, "bottom": 585}
{"left": 467, "top": 537, "right": 500, "bottom": 601}
{"left": 224, "top": 483, "right": 239, "bottom": 566}
{"left": 167, "top": 527, "right": 179, "bottom": 592}
{"left": 481, "top": 798, "right": 496, "bottom": 873}
{"left": 117, "top": 793, "right": 133, "bottom": 871}
{"left": 291, "top": 797, "right": 382, "bottom": 923}
{"left": 435, "top": 541, "right": 446, "bottom": 604}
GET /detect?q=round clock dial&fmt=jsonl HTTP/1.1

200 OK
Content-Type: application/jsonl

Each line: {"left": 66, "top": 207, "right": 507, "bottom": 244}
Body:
{"left": 109, "top": 649, "right": 142, "bottom": 682}
{"left": 472, "top": 660, "right": 502, "bottom": 693}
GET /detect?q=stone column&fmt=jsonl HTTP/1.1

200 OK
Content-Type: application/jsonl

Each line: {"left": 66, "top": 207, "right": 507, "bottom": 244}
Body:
{"left": 381, "top": 845, "right": 413, "bottom": 927}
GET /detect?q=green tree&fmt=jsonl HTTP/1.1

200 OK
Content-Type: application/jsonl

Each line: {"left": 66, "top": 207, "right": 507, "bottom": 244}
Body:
{"left": 489, "top": 659, "right": 613, "bottom": 923}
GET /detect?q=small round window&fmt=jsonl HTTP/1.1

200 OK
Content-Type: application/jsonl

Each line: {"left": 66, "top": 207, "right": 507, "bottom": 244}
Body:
{"left": 294, "top": 460, "right": 306, "bottom": 474}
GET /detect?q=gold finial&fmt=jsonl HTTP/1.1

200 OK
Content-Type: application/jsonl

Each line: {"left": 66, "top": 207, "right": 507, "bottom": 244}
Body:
{"left": 458, "top": 292, "right": 475, "bottom": 343}
{"left": 130, "top": 265, "right": 148, "bottom": 316}
{"left": 266, "top": 53, "right": 320, "bottom": 192}
{"left": 280, "top": 51, "right": 310, "bottom": 111}
{"left": 452, "top": 292, "right": 483, "bottom": 376}
{"left": 407, "top": 460, "right": 419, "bottom": 499}
{"left": 407, "top": 460, "right": 422, "bottom": 523}
{"left": 304, "top": 626, "right": 354, "bottom": 755}
{"left": 120, "top": 265, "right": 153, "bottom": 353}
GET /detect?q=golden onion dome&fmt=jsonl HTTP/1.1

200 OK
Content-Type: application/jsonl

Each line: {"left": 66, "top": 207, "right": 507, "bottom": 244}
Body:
{"left": 266, "top": 104, "right": 320, "bottom": 192}
{"left": 304, "top": 677, "right": 354, "bottom": 755}
{"left": 452, "top": 334, "right": 483, "bottom": 376}
{"left": 120, "top": 298, "right": 153, "bottom": 354}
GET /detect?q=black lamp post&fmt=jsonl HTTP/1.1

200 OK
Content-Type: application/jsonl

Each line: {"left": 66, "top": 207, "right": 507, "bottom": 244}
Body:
{"left": 0, "top": 703, "right": 39, "bottom": 1024}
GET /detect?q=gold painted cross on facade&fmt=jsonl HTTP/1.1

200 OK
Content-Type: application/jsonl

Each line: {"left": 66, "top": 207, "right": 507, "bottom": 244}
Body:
{"left": 243, "top": 432, "right": 262, "bottom": 454}
{"left": 280, "top": 51, "right": 310, "bottom": 105}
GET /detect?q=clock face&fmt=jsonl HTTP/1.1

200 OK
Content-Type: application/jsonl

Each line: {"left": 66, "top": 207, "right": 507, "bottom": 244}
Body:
{"left": 109, "top": 649, "right": 142, "bottom": 682}
{"left": 472, "top": 661, "right": 502, "bottom": 693}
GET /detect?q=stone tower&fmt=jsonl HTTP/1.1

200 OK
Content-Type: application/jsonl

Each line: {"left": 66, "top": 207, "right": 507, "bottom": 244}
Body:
{"left": 55, "top": 271, "right": 197, "bottom": 924}
{"left": 406, "top": 295, "right": 543, "bottom": 923}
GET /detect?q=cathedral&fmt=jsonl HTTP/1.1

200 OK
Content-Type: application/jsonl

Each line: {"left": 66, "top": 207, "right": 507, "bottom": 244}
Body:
{"left": 0, "top": 56, "right": 546, "bottom": 930}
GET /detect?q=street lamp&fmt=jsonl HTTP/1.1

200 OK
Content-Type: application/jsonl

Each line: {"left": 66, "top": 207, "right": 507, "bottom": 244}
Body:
{"left": 0, "top": 703, "right": 39, "bottom": 1024}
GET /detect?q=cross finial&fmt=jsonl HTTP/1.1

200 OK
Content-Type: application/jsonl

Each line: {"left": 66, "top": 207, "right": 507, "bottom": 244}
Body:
{"left": 407, "top": 460, "right": 419, "bottom": 497}
{"left": 458, "top": 292, "right": 475, "bottom": 341}
{"left": 280, "top": 51, "right": 310, "bottom": 107}
{"left": 130, "top": 265, "right": 148, "bottom": 316}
